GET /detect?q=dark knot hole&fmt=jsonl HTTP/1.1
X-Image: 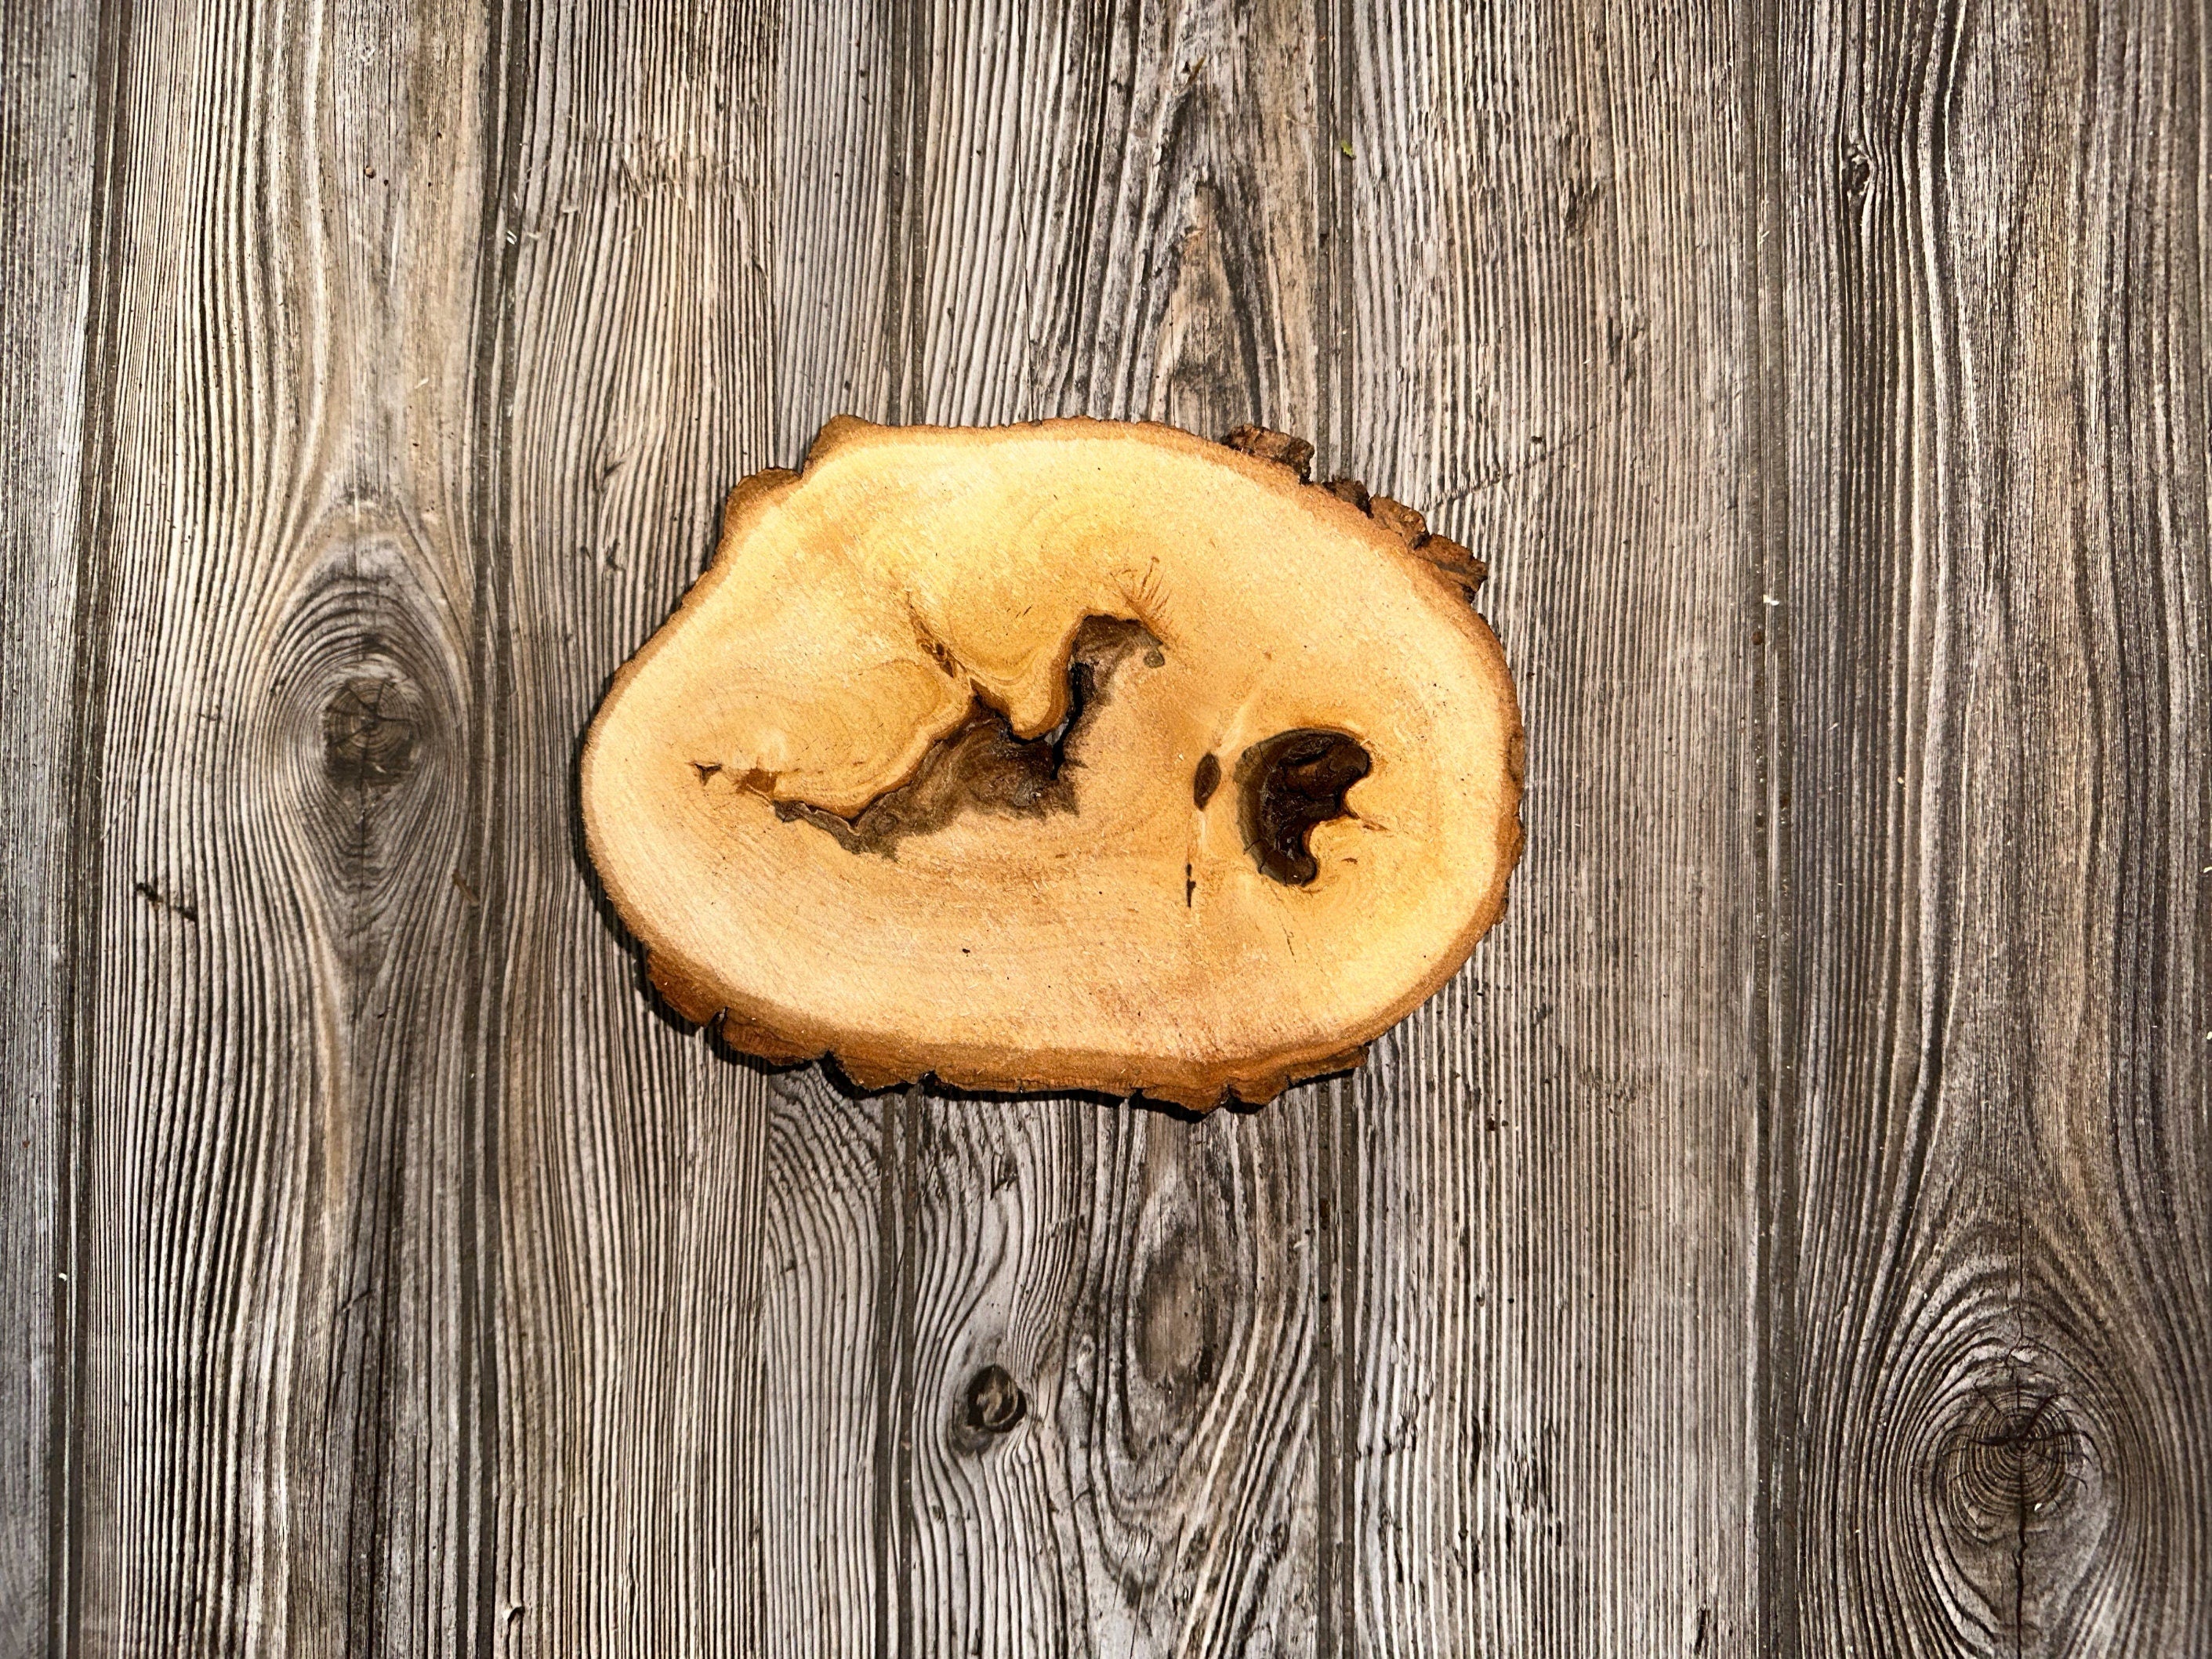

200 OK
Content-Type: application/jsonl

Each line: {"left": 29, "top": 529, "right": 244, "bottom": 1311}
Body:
{"left": 1236, "top": 728, "right": 1372, "bottom": 886}
{"left": 963, "top": 1364, "right": 1026, "bottom": 1436}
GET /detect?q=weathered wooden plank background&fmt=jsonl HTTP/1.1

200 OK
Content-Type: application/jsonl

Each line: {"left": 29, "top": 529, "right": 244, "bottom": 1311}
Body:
{"left": 3, "top": 0, "right": 2206, "bottom": 1654}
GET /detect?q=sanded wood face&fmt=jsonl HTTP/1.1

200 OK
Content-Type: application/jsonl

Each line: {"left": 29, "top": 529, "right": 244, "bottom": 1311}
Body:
{"left": 582, "top": 418, "right": 1521, "bottom": 1106}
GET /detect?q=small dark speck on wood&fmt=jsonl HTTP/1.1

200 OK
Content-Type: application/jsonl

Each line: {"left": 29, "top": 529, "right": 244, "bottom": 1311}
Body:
{"left": 132, "top": 881, "right": 198, "bottom": 922}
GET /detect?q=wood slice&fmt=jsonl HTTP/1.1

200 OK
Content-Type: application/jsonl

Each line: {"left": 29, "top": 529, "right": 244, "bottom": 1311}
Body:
{"left": 581, "top": 416, "right": 1524, "bottom": 1107}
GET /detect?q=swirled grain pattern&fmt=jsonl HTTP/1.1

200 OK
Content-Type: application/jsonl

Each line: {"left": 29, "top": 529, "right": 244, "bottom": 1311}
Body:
{"left": 1776, "top": 2, "right": 2212, "bottom": 1650}
{"left": 31, "top": 0, "right": 495, "bottom": 1650}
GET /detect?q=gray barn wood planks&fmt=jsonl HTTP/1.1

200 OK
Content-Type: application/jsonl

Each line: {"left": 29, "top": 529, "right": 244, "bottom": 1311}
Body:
{"left": 0, "top": 1, "right": 100, "bottom": 1648}
{"left": 23, "top": 0, "right": 496, "bottom": 1651}
{"left": 1334, "top": 1, "right": 1768, "bottom": 1649}
{"left": 1771, "top": 0, "right": 2212, "bottom": 1650}
{"left": 2, "top": 0, "right": 2205, "bottom": 1655}
{"left": 482, "top": 2, "right": 814, "bottom": 1650}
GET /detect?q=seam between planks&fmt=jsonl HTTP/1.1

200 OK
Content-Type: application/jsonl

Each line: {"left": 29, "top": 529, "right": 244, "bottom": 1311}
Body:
{"left": 871, "top": 1086, "right": 922, "bottom": 1659}
{"left": 1736, "top": 0, "right": 1802, "bottom": 1652}
{"left": 462, "top": 0, "right": 537, "bottom": 1650}
{"left": 874, "top": 2, "right": 935, "bottom": 1646}
{"left": 52, "top": 0, "right": 137, "bottom": 1653}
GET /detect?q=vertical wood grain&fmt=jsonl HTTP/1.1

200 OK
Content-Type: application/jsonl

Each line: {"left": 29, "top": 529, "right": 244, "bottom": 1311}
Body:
{"left": 1336, "top": 0, "right": 1766, "bottom": 1650}
{"left": 480, "top": 1, "right": 785, "bottom": 1651}
{"left": 771, "top": 13, "right": 910, "bottom": 1654}
{"left": 484, "top": 3, "right": 928, "bottom": 1653}
{"left": 0, "top": 0, "right": 100, "bottom": 1647}
{"left": 1777, "top": 1, "right": 2212, "bottom": 1651}
{"left": 20, "top": 0, "right": 2212, "bottom": 1653}
{"left": 60, "top": 0, "right": 494, "bottom": 1651}
{"left": 867, "top": 3, "right": 1338, "bottom": 1654}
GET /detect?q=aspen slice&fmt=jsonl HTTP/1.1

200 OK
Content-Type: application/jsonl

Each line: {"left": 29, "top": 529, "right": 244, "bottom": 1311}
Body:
{"left": 580, "top": 416, "right": 1525, "bottom": 1108}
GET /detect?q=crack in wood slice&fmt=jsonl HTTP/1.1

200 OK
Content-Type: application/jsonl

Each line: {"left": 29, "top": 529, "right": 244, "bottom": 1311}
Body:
{"left": 769, "top": 618, "right": 1160, "bottom": 857}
